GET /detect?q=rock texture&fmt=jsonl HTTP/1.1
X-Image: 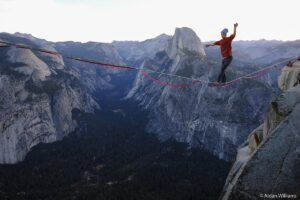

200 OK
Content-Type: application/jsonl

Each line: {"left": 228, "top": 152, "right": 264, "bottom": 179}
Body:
{"left": 0, "top": 34, "right": 98, "bottom": 163}
{"left": 8, "top": 48, "right": 51, "bottom": 81}
{"left": 1, "top": 30, "right": 298, "bottom": 165}
{"left": 220, "top": 59, "right": 300, "bottom": 200}
{"left": 126, "top": 27, "right": 273, "bottom": 161}
{"left": 166, "top": 27, "right": 206, "bottom": 59}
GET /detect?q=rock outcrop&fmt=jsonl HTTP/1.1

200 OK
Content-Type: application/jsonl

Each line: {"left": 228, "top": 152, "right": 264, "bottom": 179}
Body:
{"left": 7, "top": 48, "right": 51, "bottom": 81}
{"left": 126, "top": 27, "right": 273, "bottom": 161}
{"left": 220, "top": 58, "right": 300, "bottom": 200}
{"left": 166, "top": 27, "right": 206, "bottom": 59}
{"left": 0, "top": 35, "right": 98, "bottom": 163}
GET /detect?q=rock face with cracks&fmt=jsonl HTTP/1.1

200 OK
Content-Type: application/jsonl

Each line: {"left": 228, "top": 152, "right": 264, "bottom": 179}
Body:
{"left": 126, "top": 27, "right": 273, "bottom": 161}
{"left": 220, "top": 60, "right": 300, "bottom": 200}
{"left": 0, "top": 34, "right": 99, "bottom": 164}
{"left": 1, "top": 30, "right": 296, "bottom": 165}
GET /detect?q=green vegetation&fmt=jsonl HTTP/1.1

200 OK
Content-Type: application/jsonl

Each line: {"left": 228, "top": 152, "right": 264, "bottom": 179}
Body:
{"left": 0, "top": 37, "right": 231, "bottom": 200}
{"left": 24, "top": 70, "right": 82, "bottom": 96}
{"left": 24, "top": 78, "right": 63, "bottom": 96}
{"left": 0, "top": 98, "right": 231, "bottom": 200}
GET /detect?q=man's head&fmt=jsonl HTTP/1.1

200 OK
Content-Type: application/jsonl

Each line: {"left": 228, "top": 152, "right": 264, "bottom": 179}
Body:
{"left": 221, "top": 28, "right": 228, "bottom": 38}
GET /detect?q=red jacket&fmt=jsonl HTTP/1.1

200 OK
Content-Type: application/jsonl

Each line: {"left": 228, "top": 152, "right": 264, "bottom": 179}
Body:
{"left": 214, "top": 34, "right": 235, "bottom": 58}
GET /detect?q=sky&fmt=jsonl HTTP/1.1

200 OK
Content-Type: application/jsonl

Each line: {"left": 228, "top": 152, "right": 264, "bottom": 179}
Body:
{"left": 0, "top": 0, "right": 299, "bottom": 43}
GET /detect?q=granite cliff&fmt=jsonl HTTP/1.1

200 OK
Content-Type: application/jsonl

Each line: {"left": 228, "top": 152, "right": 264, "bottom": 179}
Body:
{"left": 220, "top": 58, "right": 300, "bottom": 199}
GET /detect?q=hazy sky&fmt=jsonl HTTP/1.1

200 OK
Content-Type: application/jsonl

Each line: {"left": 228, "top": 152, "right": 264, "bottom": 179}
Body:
{"left": 0, "top": 0, "right": 299, "bottom": 43}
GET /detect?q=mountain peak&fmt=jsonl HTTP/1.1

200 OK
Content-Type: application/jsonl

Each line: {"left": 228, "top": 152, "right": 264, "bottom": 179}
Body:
{"left": 167, "top": 27, "right": 206, "bottom": 58}
{"left": 13, "top": 32, "right": 48, "bottom": 45}
{"left": 14, "top": 32, "right": 35, "bottom": 39}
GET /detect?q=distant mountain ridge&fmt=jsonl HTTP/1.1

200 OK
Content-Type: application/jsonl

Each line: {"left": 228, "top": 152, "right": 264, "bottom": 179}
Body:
{"left": 124, "top": 27, "right": 277, "bottom": 160}
{"left": 204, "top": 39, "right": 300, "bottom": 65}
{"left": 0, "top": 30, "right": 299, "bottom": 163}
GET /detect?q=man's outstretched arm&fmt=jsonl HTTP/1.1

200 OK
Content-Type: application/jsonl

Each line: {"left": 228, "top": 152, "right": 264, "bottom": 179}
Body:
{"left": 232, "top": 23, "right": 238, "bottom": 37}
{"left": 206, "top": 41, "right": 221, "bottom": 47}
{"left": 205, "top": 43, "right": 215, "bottom": 47}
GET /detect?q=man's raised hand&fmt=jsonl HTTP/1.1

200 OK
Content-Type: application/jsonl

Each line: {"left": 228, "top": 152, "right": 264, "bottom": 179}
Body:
{"left": 234, "top": 23, "right": 238, "bottom": 28}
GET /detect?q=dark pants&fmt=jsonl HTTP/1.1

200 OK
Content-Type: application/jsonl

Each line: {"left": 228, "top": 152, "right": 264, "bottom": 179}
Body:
{"left": 217, "top": 56, "right": 233, "bottom": 83}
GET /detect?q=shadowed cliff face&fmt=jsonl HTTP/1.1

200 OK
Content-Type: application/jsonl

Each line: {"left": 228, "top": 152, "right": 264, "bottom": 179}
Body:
{"left": 126, "top": 27, "right": 274, "bottom": 161}
{"left": 221, "top": 60, "right": 300, "bottom": 200}
{"left": 0, "top": 31, "right": 143, "bottom": 164}
{"left": 0, "top": 99, "right": 231, "bottom": 200}
{"left": 0, "top": 30, "right": 297, "bottom": 164}
{"left": 0, "top": 32, "right": 232, "bottom": 200}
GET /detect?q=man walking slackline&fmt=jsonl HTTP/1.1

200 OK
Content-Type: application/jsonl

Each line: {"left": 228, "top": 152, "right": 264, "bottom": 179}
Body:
{"left": 206, "top": 23, "right": 238, "bottom": 83}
